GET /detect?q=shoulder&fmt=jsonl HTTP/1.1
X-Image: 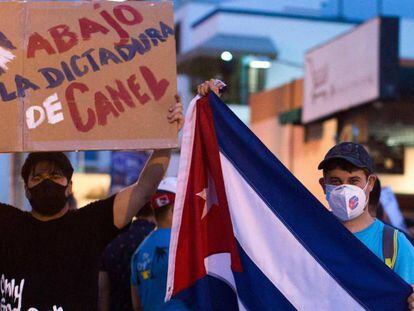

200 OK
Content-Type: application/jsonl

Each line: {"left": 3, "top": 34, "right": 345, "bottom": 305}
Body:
{"left": 397, "top": 231, "right": 414, "bottom": 254}
{"left": 394, "top": 230, "right": 414, "bottom": 284}
{"left": 75, "top": 195, "right": 116, "bottom": 218}
{"left": 373, "top": 219, "right": 385, "bottom": 230}
{"left": 0, "top": 202, "right": 24, "bottom": 218}
{"left": 81, "top": 195, "right": 116, "bottom": 210}
{"left": 137, "top": 230, "right": 156, "bottom": 251}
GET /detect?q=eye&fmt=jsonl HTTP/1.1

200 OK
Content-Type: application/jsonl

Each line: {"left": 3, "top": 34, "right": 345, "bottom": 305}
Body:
{"left": 329, "top": 179, "right": 341, "bottom": 185}
{"left": 32, "top": 176, "right": 41, "bottom": 182}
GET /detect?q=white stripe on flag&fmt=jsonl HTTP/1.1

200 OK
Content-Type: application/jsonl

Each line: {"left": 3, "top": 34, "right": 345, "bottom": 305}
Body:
{"left": 204, "top": 253, "right": 248, "bottom": 311}
{"left": 166, "top": 96, "right": 200, "bottom": 301}
{"left": 219, "top": 153, "right": 364, "bottom": 311}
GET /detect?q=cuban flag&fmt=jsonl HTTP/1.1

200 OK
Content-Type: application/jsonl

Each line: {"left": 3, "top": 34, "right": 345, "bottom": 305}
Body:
{"left": 166, "top": 93, "right": 412, "bottom": 310}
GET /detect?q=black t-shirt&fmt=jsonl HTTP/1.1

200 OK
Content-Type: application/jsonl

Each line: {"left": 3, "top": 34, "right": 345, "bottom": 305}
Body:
{"left": 0, "top": 196, "right": 120, "bottom": 311}
{"left": 100, "top": 219, "right": 155, "bottom": 311}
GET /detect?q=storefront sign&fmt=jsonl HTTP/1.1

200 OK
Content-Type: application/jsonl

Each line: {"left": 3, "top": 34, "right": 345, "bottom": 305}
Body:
{"left": 303, "top": 17, "right": 399, "bottom": 124}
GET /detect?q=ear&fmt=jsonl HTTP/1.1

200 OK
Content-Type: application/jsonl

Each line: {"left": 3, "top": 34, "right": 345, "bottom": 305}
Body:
{"left": 66, "top": 180, "right": 73, "bottom": 197}
{"left": 367, "top": 175, "right": 377, "bottom": 193}
{"left": 319, "top": 177, "right": 326, "bottom": 194}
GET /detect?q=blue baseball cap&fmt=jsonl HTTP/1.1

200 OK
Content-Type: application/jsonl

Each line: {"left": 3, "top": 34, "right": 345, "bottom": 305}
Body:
{"left": 318, "top": 142, "right": 374, "bottom": 173}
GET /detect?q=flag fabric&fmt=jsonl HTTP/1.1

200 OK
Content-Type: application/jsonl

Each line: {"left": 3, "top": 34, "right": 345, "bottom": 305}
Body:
{"left": 166, "top": 93, "right": 411, "bottom": 310}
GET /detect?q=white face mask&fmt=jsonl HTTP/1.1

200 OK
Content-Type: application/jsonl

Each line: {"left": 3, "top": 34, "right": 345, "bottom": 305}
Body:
{"left": 325, "top": 178, "right": 371, "bottom": 222}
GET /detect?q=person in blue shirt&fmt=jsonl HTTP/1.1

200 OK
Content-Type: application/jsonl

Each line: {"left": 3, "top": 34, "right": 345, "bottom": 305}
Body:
{"left": 131, "top": 177, "right": 188, "bottom": 311}
{"left": 318, "top": 142, "right": 414, "bottom": 309}
{"left": 196, "top": 80, "right": 414, "bottom": 309}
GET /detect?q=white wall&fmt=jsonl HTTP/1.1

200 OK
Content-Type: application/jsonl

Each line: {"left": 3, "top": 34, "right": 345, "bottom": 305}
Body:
{"left": 175, "top": 3, "right": 217, "bottom": 54}
{"left": 207, "top": 14, "right": 353, "bottom": 63}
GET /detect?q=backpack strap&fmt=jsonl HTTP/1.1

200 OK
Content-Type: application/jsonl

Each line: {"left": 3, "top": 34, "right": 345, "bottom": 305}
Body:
{"left": 382, "top": 224, "right": 398, "bottom": 270}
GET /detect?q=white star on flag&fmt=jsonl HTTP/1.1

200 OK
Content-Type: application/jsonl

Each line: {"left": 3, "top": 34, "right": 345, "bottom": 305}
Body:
{"left": 196, "top": 173, "right": 219, "bottom": 219}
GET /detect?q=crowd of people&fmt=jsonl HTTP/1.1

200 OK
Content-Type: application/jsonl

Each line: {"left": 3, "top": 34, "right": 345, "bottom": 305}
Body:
{"left": 0, "top": 81, "right": 413, "bottom": 310}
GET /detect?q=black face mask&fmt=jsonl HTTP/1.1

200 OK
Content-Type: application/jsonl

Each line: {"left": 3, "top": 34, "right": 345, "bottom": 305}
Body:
{"left": 28, "top": 179, "right": 68, "bottom": 216}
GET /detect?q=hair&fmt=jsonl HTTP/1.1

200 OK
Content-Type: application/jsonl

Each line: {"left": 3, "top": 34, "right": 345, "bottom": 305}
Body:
{"left": 137, "top": 202, "right": 154, "bottom": 218}
{"left": 368, "top": 178, "right": 382, "bottom": 217}
{"left": 21, "top": 152, "right": 74, "bottom": 185}
{"left": 154, "top": 204, "right": 172, "bottom": 222}
{"left": 153, "top": 190, "right": 174, "bottom": 222}
{"left": 322, "top": 158, "right": 370, "bottom": 179}
{"left": 369, "top": 178, "right": 381, "bottom": 207}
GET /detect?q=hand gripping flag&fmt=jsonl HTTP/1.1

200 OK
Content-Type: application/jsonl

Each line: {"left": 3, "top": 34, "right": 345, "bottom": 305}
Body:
{"left": 166, "top": 93, "right": 412, "bottom": 310}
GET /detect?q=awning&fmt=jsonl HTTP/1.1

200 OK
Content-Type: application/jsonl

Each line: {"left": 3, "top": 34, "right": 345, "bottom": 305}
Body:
{"left": 279, "top": 108, "right": 302, "bottom": 125}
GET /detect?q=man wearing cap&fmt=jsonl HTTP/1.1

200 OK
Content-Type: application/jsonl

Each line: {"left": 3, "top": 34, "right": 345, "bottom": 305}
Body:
{"left": 196, "top": 80, "right": 414, "bottom": 308}
{"left": 0, "top": 99, "right": 183, "bottom": 310}
{"left": 318, "top": 142, "right": 414, "bottom": 308}
{"left": 131, "top": 177, "right": 188, "bottom": 311}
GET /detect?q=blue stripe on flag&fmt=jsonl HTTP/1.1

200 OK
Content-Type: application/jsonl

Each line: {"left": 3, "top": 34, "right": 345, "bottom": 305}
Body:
{"left": 208, "top": 92, "right": 412, "bottom": 310}
{"left": 234, "top": 242, "right": 296, "bottom": 310}
{"left": 174, "top": 275, "right": 239, "bottom": 310}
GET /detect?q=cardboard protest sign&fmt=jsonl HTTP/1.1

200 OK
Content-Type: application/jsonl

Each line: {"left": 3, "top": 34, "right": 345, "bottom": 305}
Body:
{"left": 0, "top": 1, "right": 177, "bottom": 152}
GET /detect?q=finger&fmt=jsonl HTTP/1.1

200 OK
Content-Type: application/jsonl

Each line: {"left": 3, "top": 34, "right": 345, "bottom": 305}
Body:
{"left": 168, "top": 104, "right": 184, "bottom": 115}
{"left": 169, "top": 102, "right": 183, "bottom": 112}
{"left": 169, "top": 116, "right": 184, "bottom": 127}
{"left": 207, "top": 79, "right": 221, "bottom": 95}
{"left": 174, "top": 94, "right": 181, "bottom": 103}
{"left": 170, "top": 106, "right": 183, "bottom": 115}
{"left": 197, "top": 85, "right": 207, "bottom": 96}
{"left": 202, "top": 84, "right": 210, "bottom": 93}
{"left": 168, "top": 110, "right": 183, "bottom": 120}
{"left": 167, "top": 112, "right": 184, "bottom": 122}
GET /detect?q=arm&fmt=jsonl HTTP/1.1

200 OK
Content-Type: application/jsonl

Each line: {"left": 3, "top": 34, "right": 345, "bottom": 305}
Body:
{"left": 408, "top": 285, "right": 414, "bottom": 310}
{"left": 114, "top": 149, "right": 171, "bottom": 229}
{"left": 113, "top": 96, "right": 184, "bottom": 229}
{"left": 98, "top": 271, "right": 111, "bottom": 311}
{"left": 131, "top": 284, "right": 142, "bottom": 311}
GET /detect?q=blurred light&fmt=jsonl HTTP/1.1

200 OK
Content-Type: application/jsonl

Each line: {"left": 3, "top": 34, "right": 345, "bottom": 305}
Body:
{"left": 221, "top": 51, "right": 233, "bottom": 62}
{"left": 249, "top": 60, "right": 272, "bottom": 69}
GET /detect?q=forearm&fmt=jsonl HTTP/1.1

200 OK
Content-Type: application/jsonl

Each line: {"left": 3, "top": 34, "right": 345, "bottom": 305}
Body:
{"left": 135, "top": 149, "right": 172, "bottom": 202}
{"left": 113, "top": 149, "right": 171, "bottom": 228}
{"left": 131, "top": 284, "right": 143, "bottom": 311}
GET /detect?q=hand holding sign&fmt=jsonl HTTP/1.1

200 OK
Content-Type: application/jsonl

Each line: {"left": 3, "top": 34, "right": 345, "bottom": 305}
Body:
{"left": 168, "top": 95, "right": 184, "bottom": 130}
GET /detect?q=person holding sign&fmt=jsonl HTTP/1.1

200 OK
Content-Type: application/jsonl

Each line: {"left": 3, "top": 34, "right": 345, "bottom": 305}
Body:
{"left": 0, "top": 97, "right": 184, "bottom": 310}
